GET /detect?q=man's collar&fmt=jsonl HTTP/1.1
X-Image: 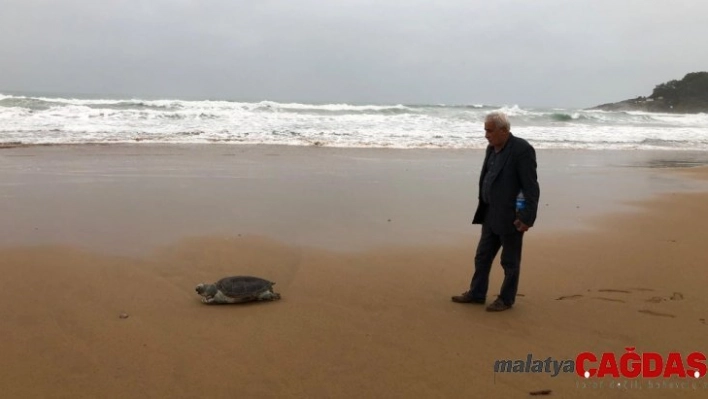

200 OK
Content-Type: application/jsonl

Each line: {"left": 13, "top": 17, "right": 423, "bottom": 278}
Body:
{"left": 495, "top": 132, "right": 513, "bottom": 153}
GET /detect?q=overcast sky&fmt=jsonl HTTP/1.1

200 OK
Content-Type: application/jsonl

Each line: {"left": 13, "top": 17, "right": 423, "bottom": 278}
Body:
{"left": 1, "top": 0, "right": 707, "bottom": 108}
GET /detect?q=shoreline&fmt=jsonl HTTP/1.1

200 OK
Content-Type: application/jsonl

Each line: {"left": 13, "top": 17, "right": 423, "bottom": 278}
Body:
{"left": 5, "top": 141, "right": 708, "bottom": 152}
{"left": 2, "top": 144, "right": 708, "bottom": 255}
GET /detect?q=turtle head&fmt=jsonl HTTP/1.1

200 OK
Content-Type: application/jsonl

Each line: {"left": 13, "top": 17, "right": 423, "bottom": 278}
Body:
{"left": 195, "top": 283, "right": 218, "bottom": 298}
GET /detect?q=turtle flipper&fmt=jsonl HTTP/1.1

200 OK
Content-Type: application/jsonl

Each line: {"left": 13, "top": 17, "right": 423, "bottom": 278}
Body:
{"left": 257, "top": 290, "right": 281, "bottom": 301}
{"left": 202, "top": 291, "right": 238, "bottom": 304}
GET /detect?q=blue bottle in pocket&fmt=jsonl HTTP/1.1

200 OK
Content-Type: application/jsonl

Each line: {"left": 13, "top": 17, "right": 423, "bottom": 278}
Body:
{"left": 515, "top": 191, "right": 526, "bottom": 217}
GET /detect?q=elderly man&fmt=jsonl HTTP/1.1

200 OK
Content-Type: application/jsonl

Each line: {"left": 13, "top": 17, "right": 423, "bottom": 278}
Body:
{"left": 452, "top": 111, "right": 540, "bottom": 312}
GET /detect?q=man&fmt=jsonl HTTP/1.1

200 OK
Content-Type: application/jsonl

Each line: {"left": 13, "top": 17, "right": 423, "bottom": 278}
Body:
{"left": 452, "top": 111, "right": 540, "bottom": 312}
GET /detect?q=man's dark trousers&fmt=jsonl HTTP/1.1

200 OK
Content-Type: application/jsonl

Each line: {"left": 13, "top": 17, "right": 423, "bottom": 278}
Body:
{"left": 469, "top": 221, "right": 523, "bottom": 306}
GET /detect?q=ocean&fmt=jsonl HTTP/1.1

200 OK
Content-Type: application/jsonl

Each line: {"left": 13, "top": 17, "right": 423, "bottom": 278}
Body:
{"left": 1, "top": 92, "right": 707, "bottom": 150}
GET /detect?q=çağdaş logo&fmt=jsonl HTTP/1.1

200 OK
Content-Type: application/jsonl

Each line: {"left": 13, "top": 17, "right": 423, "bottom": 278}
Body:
{"left": 494, "top": 348, "right": 707, "bottom": 379}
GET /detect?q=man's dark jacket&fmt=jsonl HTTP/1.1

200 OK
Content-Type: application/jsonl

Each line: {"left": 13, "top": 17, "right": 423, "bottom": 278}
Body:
{"left": 472, "top": 134, "right": 540, "bottom": 235}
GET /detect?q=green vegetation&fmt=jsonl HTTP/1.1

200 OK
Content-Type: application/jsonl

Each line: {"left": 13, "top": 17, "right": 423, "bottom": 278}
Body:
{"left": 591, "top": 72, "right": 708, "bottom": 113}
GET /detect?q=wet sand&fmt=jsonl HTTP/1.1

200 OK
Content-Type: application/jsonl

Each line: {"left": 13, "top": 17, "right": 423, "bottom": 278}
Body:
{"left": 1, "top": 145, "right": 708, "bottom": 398}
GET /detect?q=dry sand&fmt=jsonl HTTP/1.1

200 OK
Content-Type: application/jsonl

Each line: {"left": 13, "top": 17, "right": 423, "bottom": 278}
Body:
{"left": 1, "top": 145, "right": 708, "bottom": 398}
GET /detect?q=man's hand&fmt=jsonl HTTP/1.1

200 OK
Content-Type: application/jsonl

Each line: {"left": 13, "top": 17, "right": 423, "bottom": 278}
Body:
{"left": 514, "top": 219, "right": 530, "bottom": 232}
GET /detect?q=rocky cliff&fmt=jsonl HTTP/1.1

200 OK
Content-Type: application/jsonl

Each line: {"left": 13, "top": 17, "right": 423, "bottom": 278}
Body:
{"left": 590, "top": 72, "right": 708, "bottom": 113}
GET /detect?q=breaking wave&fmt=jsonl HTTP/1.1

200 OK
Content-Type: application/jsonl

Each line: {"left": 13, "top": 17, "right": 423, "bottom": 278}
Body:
{"left": 2, "top": 93, "right": 707, "bottom": 150}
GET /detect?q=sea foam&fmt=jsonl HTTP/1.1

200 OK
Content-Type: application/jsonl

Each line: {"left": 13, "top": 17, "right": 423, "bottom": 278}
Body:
{"left": 1, "top": 93, "right": 707, "bottom": 150}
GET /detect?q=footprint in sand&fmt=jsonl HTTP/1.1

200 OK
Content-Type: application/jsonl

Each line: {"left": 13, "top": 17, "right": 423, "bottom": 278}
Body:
{"left": 592, "top": 297, "right": 626, "bottom": 303}
{"left": 646, "top": 296, "right": 666, "bottom": 303}
{"left": 638, "top": 309, "right": 676, "bottom": 318}
{"left": 643, "top": 292, "right": 683, "bottom": 303}
{"left": 597, "top": 289, "right": 631, "bottom": 294}
{"left": 561, "top": 289, "right": 686, "bottom": 320}
{"left": 700, "top": 318, "right": 706, "bottom": 325}
{"left": 556, "top": 295, "right": 583, "bottom": 301}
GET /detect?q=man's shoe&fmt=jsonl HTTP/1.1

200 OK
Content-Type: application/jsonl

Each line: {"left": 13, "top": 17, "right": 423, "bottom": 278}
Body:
{"left": 451, "top": 292, "right": 485, "bottom": 304}
{"left": 486, "top": 298, "right": 512, "bottom": 312}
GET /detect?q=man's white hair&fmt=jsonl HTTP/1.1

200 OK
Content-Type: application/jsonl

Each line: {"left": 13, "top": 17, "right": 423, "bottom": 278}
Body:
{"left": 485, "top": 112, "right": 511, "bottom": 132}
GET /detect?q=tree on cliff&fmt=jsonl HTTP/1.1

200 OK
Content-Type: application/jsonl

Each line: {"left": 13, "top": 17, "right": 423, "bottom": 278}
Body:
{"left": 649, "top": 72, "right": 708, "bottom": 108}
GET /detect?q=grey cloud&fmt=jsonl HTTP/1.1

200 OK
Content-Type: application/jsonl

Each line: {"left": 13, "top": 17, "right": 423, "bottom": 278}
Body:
{"left": 2, "top": 0, "right": 707, "bottom": 107}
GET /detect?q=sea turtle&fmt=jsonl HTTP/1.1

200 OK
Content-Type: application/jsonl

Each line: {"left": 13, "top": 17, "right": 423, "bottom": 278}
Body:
{"left": 195, "top": 276, "right": 281, "bottom": 304}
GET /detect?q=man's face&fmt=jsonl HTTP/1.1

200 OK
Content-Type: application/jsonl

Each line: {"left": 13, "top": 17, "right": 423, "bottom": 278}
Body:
{"left": 484, "top": 121, "right": 508, "bottom": 148}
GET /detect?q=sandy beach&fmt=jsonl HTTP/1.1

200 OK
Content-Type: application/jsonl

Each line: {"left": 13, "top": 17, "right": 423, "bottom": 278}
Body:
{"left": 2, "top": 144, "right": 708, "bottom": 398}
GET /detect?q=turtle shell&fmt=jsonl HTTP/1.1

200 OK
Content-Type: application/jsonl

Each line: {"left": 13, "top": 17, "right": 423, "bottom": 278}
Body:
{"left": 215, "top": 276, "right": 275, "bottom": 300}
